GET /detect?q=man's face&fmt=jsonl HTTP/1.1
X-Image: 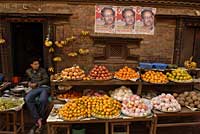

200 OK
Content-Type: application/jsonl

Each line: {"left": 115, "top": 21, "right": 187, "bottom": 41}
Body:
{"left": 103, "top": 9, "right": 114, "bottom": 25}
{"left": 124, "top": 10, "right": 135, "bottom": 25}
{"left": 31, "top": 61, "right": 40, "bottom": 70}
{"left": 143, "top": 11, "right": 154, "bottom": 27}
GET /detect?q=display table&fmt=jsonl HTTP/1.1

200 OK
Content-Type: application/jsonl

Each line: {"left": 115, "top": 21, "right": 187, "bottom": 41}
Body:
{"left": 47, "top": 104, "right": 155, "bottom": 134}
{"left": 153, "top": 107, "right": 200, "bottom": 134}
{"left": 0, "top": 82, "right": 11, "bottom": 95}
{"left": 0, "top": 109, "right": 24, "bottom": 134}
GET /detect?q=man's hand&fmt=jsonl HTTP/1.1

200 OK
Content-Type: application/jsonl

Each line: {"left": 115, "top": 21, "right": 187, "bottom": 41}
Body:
{"left": 28, "top": 82, "right": 38, "bottom": 89}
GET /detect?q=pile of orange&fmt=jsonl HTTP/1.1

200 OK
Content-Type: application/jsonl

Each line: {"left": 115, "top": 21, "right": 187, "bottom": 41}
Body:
{"left": 57, "top": 91, "right": 82, "bottom": 100}
{"left": 58, "top": 99, "right": 87, "bottom": 120}
{"left": 58, "top": 95, "right": 121, "bottom": 120}
{"left": 83, "top": 76, "right": 91, "bottom": 80}
{"left": 141, "top": 71, "right": 168, "bottom": 84}
{"left": 91, "top": 95, "right": 121, "bottom": 119}
{"left": 114, "top": 66, "right": 139, "bottom": 80}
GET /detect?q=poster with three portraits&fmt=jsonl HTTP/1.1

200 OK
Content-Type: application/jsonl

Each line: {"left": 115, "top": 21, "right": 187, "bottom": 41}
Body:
{"left": 95, "top": 5, "right": 156, "bottom": 35}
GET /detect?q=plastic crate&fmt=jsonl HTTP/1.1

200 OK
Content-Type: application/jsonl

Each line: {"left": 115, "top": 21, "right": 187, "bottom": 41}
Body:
{"left": 72, "top": 128, "right": 85, "bottom": 134}
{"left": 139, "top": 62, "right": 153, "bottom": 69}
{"left": 152, "top": 63, "right": 168, "bottom": 69}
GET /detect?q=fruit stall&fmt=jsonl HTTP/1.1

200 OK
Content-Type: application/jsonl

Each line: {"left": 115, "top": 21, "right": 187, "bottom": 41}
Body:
{"left": 0, "top": 0, "right": 200, "bottom": 134}
{"left": 47, "top": 64, "right": 200, "bottom": 134}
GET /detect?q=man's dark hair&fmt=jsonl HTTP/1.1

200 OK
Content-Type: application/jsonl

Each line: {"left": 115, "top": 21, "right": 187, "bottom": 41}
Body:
{"left": 122, "top": 8, "right": 135, "bottom": 18}
{"left": 29, "top": 57, "right": 41, "bottom": 64}
{"left": 101, "top": 7, "right": 115, "bottom": 17}
{"left": 141, "top": 9, "right": 154, "bottom": 19}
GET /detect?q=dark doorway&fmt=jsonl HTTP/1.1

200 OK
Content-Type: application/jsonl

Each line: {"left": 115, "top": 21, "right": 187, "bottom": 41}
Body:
{"left": 179, "top": 25, "right": 200, "bottom": 67}
{"left": 11, "top": 22, "right": 44, "bottom": 77}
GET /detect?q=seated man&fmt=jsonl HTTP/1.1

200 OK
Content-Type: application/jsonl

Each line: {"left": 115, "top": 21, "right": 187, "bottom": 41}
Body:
{"left": 25, "top": 58, "right": 50, "bottom": 130}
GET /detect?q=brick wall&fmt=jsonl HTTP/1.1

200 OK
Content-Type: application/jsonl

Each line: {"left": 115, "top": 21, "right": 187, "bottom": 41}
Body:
{"left": 52, "top": 4, "right": 181, "bottom": 72}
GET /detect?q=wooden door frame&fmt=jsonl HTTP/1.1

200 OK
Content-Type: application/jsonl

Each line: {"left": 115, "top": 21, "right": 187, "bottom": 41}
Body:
{"left": 0, "top": 16, "right": 51, "bottom": 80}
{"left": 173, "top": 17, "right": 200, "bottom": 66}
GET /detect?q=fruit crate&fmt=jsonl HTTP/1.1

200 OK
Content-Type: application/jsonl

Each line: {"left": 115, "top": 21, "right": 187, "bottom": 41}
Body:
{"left": 139, "top": 62, "right": 153, "bottom": 69}
{"left": 152, "top": 63, "right": 168, "bottom": 70}
{"left": 72, "top": 128, "right": 85, "bottom": 134}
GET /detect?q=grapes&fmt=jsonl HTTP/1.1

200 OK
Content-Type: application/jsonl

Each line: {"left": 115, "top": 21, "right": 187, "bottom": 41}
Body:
{"left": 0, "top": 98, "right": 24, "bottom": 111}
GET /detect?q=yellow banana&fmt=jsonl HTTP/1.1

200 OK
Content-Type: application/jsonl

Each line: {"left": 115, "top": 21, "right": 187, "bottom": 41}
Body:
{"left": 44, "top": 38, "right": 53, "bottom": 47}
{"left": 60, "top": 40, "right": 65, "bottom": 45}
{"left": 0, "top": 38, "right": 5, "bottom": 44}
{"left": 81, "top": 31, "right": 89, "bottom": 36}
{"left": 48, "top": 67, "right": 54, "bottom": 73}
{"left": 79, "top": 48, "right": 89, "bottom": 55}
{"left": 49, "top": 47, "right": 55, "bottom": 53}
{"left": 68, "top": 52, "right": 78, "bottom": 57}
{"left": 53, "top": 56, "right": 62, "bottom": 62}
{"left": 55, "top": 41, "right": 63, "bottom": 48}
{"left": 71, "top": 36, "right": 76, "bottom": 41}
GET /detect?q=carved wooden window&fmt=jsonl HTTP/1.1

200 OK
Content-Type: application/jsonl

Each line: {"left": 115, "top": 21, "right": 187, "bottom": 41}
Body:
{"left": 92, "top": 35, "right": 142, "bottom": 65}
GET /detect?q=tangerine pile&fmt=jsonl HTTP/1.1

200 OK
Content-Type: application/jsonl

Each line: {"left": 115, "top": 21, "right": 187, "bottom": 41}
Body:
{"left": 141, "top": 71, "right": 168, "bottom": 84}
{"left": 57, "top": 91, "right": 82, "bottom": 100}
{"left": 91, "top": 95, "right": 121, "bottom": 118}
{"left": 114, "top": 66, "right": 139, "bottom": 80}
{"left": 58, "top": 95, "right": 121, "bottom": 120}
{"left": 58, "top": 99, "right": 87, "bottom": 120}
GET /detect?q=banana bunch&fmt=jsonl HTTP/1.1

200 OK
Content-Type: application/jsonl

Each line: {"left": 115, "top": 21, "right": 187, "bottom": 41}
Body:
{"left": 66, "top": 36, "right": 76, "bottom": 43}
{"left": 79, "top": 48, "right": 89, "bottom": 55}
{"left": 55, "top": 40, "right": 65, "bottom": 48}
{"left": 0, "top": 38, "right": 5, "bottom": 44}
{"left": 48, "top": 67, "right": 54, "bottom": 73}
{"left": 68, "top": 52, "right": 78, "bottom": 57}
{"left": 81, "top": 30, "right": 90, "bottom": 36}
{"left": 44, "top": 38, "right": 53, "bottom": 47}
{"left": 53, "top": 56, "right": 62, "bottom": 62}
{"left": 184, "top": 56, "right": 197, "bottom": 69}
{"left": 49, "top": 47, "right": 55, "bottom": 53}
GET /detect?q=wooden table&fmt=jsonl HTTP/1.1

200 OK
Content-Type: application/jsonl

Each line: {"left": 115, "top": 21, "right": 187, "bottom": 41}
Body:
{"left": 47, "top": 104, "right": 155, "bottom": 134}
{"left": 153, "top": 107, "right": 200, "bottom": 134}
{"left": 0, "top": 109, "right": 24, "bottom": 134}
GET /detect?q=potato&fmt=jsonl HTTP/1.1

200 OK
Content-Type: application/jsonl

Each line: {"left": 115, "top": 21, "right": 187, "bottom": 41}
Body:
{"left": 189, "top": 103, "right": 195, "bottom": 108}
{"left": 192, "top": 96, "right": 198, "bottom": 101}
{"left": 190, "top": 91, "right": 197, "bottom": 96}
{"left": 197, "top": 104, "right": 200, "bottom": 109}
{"left": 197, "top": 93, "right": 200, "bottom": 97}
{"left": 179, "top": 97, "right": 185, "bottom": 101}
{"left": 179, "top": 94, "right": 184, "bottom": 97}
{"left": 185, "top": 102, "right": 189, "bottom": 106}
{"left": 184, "top": 91, "right": 189, "bottom": 97}
{"left": 188, "top": 99, "right": 193, "bottom": 103}
{"left": 173, "top": 93, "right": 178, "bottom": 98}
{"left": 179, "top": 100, "right": 185, "bottom": 106}
{"left": 186, "top": 96, "right": 191, "bottom": 101}
{"left": 176, "top": 97, "right": 180, "bottom": 101}
{"left": 194, "top": 101, "right": 199, "bottom": 106}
